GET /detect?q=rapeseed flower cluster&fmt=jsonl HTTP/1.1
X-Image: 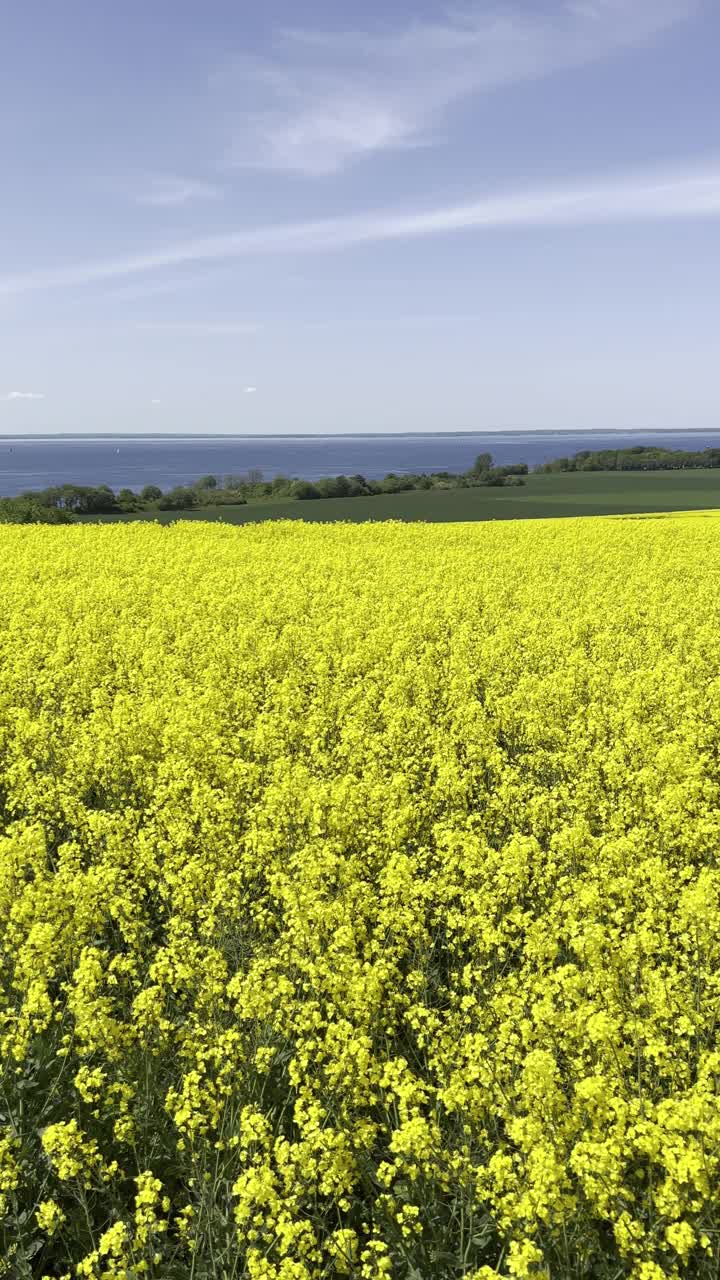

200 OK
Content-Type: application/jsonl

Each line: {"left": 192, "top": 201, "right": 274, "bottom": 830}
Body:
{"left": 1, "top": 515, "right": 719, "bottom": 1278}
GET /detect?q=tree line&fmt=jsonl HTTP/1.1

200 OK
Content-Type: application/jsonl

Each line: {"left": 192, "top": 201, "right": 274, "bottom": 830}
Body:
{"left": 0, "top": 455, "right": 527, "bottom": 523}
{"left": 2, "top": 444, "right": 720, "bottom": 524}
{"left": 537, "top": 445, "right": 720, "bottom": 472}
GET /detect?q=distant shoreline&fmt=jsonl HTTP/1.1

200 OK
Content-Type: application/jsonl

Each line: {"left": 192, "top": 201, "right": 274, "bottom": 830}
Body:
{"left": 4, "top": 431, "right": 720, "bottom": 500}
{"left": 1, "top": 429, "right": 720, "bottom": 442}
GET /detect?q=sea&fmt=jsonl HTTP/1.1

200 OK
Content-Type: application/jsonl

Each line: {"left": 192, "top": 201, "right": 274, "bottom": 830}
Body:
{"left": 2, "top": 431, "right": 720, "bottom": 498}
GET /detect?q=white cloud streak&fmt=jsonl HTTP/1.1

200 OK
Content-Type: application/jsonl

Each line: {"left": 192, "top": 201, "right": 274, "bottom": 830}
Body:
{"left": 2, "top": 390, "right": 45, "bottom": 400}
{"left": 3, "top": 162, "right": 720, "bottom": 297}
{"left": 220, "top": 0, "right": 698, "bottom": 174}
{"left": 131, "top": 175, "right": 222, "bottom": 207}
{"left": 102, "top": 271, "right": 229, "bottom": 303}
{"left": 244, "top": 386, "right": 258, "bottom": 394}
{"left": 138, "top": 321, "right": 261, "bottom": 336}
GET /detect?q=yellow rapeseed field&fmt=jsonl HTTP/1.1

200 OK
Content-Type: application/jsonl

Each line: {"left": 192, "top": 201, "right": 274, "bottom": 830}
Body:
{"left": 1, "top": 516, "right": 720, "bottom": 1280}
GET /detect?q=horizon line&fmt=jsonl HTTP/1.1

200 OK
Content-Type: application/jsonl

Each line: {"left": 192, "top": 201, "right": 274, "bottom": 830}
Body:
{"left": 1, "top": 428, "right": 720, "bottom": 441}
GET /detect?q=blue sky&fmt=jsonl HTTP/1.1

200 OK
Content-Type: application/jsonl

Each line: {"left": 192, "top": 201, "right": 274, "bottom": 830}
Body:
{"left": 2, "top": 0, "right": 720, "bottom": 434}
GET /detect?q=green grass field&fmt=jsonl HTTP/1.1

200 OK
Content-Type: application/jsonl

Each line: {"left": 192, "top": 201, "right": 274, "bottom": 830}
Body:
{"left": 85, "top": 467, "right": 720, "bottom": 525}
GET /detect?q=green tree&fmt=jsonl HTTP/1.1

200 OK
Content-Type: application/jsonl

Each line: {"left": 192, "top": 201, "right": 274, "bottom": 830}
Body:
{"left": 290, "top": 480, "right": 321, "bottom": 500}
{"left": 43, "top": 484, "right": 118, "bottom": 514}
{"left": 471, "top": 452, "right": 493, "bottom": 474}
{"left": 0, "top": 497, "right": 74, "bottom": 524}
{"left": 157, "top": 486, "right": 198, "bottom": 511}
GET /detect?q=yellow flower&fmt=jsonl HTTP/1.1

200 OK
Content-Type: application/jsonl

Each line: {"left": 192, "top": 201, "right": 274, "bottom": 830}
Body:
{"left": 3, "top": 515, "right": 720, "bottom": 1275}
{"left": 665, "top": 1220, "right": 696, "bottom": 1263}
{"left": 36, "top": 1198, "right": 66, "bottom": 1235}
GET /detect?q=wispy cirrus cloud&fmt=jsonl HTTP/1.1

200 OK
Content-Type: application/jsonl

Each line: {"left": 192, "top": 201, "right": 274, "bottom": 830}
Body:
{"left": 2, "top": 161, "right": 720, "bottom": 296}
{"left": 138, "top": 321, "right": 260, "bottom": 336}
{"left": 219, "top": 0, "right": 699, "bottom": 174}
{"left": 2, "top": 390, "right": 45, "bottom": 400}
{"left": 128, "top": 175, "right": 222, "bottom": 207}
{"left": 102, "top": 270, "right": 229, "bottom": 303}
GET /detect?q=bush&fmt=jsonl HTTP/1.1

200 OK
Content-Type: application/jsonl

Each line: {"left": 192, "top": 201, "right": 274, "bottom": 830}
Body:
{"left": 81, "top": 485, "right": 119, "bottom": 514}
{"left": 157, "top": 486, "right": 198, "bottom": 511}
{"left": 316, "top": 476, "right": 353, "bottom": 499}
{"left": 22, "top": 485, "right": 119, "bottom": 514}
{"left": 379, "top": 473, "right": 414, "bottom": 494}
{"left": 198, "top": 490, "right": 248, "bottom": 507}
{"left": 290, "top": 480, "right": 321, "bottom": 500}
{"left": 0, "top": 497, "right": 75, "bottom": 524}
{"left": 140, "top": 485, "right": 163, "bottom": 502}
{"left": 469, "top": 452, "right": 493, "bottom": 475}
